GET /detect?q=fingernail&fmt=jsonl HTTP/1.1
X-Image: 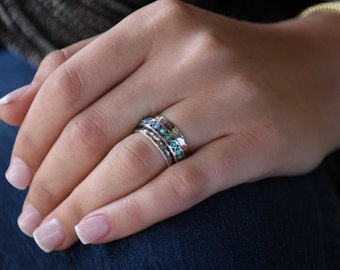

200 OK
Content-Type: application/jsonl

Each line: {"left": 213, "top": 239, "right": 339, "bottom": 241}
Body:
{"left": 0, "top": 93, "right": 12, "bottom": 105}
{"left": 33, "top": 218, "right": 66, "bottom": 253}
{"left": 18, "top": 204, "right": 42, "bottom": 237}
{"left": 0, "top": 84, "right": 32, "bottom": 105}
{"left": 5, "top": 158, "right": 31, "bottom": 190}
{"left": 75, "top": 216, "right": 110, "bottom": 245}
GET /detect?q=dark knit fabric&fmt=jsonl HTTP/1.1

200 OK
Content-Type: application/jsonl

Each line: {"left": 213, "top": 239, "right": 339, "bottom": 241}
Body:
{"left": 0, "top": 0, "right": 323, "bottom": 66}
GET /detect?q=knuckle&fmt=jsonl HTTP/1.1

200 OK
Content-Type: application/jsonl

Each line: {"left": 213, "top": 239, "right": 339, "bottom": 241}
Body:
{"left": 114, "top": 137, "right": 153, "bottom": 177}
{"left": 67, "top": 112, "right": 108, "bottom": 155}
{"left": 121, "top": 0, "right": 188, "bottom": 55}
{"left": 158, "top": 0, "right": 186, "bottom": 18}
{"left": 33, "top": 50, "right": 68, "bottom": 82}
{"left": 147, "top": 0, "right": 184, "bottom": 19}
{"left": 13, "top": 134, "right": 41, "bottom": 171}
{"left": 48, "top": 63, "right": 84, "bottom": 106}
{"left": 196, "top": 32, "right": 224, "bottom": 53}
{"left": 65, "top": 196, "right": 87, "bottom": 221}
{"left": 40, "top": 50, "right": 68, "bottom": 70}
{"left": 138, "top": 0, "right": 186, "bottom": 33}
{"left": 29, "top": 181, "right": 59, "bottom": 214}
{"left": 154, "top": 0, "right": 190, "bottom": 30}
{"left": 168, "top": 164, "right": 205, "bottom": 205}
{"left": 189, "top": 31, "right": 230, "bottom": 68}
{"left": 123, "top": 196, "right": 145, "bottom": 229}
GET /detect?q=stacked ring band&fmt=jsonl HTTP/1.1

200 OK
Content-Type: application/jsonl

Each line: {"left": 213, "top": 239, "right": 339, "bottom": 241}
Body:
{"left": 134, "top": 115, "right": 188, "bottom": 167}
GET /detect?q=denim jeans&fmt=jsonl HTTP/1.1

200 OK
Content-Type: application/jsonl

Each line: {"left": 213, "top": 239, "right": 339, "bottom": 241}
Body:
{"left": 0, "top": 49, "right": 339, "bottom": 270}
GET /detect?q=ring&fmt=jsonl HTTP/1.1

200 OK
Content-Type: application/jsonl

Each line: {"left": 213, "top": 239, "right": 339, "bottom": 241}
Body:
{"left": 134, "top": 115, "right": 188, "bottom": 167}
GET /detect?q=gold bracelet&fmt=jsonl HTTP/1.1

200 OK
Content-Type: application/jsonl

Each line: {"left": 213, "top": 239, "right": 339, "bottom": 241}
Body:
{"left": 299, "top": 1, "right": 340, "bottom": 17}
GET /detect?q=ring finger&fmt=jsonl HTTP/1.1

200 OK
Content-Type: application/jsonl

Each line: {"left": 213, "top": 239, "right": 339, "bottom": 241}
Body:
{"left": 29, "top": 101, "right": 231, "bottom": 252}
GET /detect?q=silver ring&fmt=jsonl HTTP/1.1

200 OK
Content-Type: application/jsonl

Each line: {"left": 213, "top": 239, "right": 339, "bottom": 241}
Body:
{"left": 134, "top": 115, "right": 188, "bottom": 166}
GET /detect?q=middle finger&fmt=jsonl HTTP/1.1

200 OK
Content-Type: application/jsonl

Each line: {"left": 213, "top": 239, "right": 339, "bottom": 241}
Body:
{"left": 31, "top": 105, "right": 226, "bottom": 252}
{"left": 17, "top": 54, "right": 185, "bottom": 236}
{"left": 9, "top": 4, "right": 158, "bottom": 190}
{"left": 19, "top": 54, "right": 232, "bottom": 237}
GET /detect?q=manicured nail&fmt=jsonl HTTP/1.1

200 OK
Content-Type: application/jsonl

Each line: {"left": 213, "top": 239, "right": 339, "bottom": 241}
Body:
{"left": 5, "top": 158, "right": 31, "bottom": 190}
{"left": 0, "top": 93, "right": 12, "bottom": 105}
{"left": 0, "top": 84, "right": 32, "bottom": 105}
{"left": 33, "top": 218, "right": 66, "bottom": 253}
{"left": 75, "top": 216, "right": 110, "bottom": 245}
{"left": 18, "top": 204, "right": 42, "bottom": 237}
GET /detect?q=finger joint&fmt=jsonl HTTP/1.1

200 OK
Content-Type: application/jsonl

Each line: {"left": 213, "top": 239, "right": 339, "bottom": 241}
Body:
{"left": 67, "top": 113, "right": 109, "bottom": 155}
{"left": 168, "top": 163, "right": 206, "bottom": 205}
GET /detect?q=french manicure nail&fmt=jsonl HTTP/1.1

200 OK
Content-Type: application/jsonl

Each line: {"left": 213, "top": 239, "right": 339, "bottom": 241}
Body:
{"left": 33, "top": 218, "right": 66, "bottom": 253}
{"left": 0, "top": 93, "right": 12, "bottom": 105}
{"left": 18, "top": 204, "right": 42, "bottom": 237}
{"left": 75, "top": 216, "right": 110, "bottom": 245}
{"left": 5, "top": 158, "right": 31, "bottom": 190}
{"left": 0, "top": 84, "right": 32, "bottom": 105}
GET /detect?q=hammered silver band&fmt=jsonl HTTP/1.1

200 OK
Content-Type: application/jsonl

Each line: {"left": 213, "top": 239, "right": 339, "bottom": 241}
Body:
{"left": 134, "top": 115, "right": 188, "bottom": 166}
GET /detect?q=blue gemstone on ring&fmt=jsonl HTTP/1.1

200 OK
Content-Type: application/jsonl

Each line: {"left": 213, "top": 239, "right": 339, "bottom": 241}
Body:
{"left": 165, "top": 134, "right": 171, "bottom": 141}
{"left": 160, "top": 128, "right": 166, "bottom": 135}
{"left": 175, "top": 148, "right": 182, "bottom": 155}
{"left": 170, "top": 141, "right": 177, "bottom": 148}
{"left": 154, "top": 123, "right": 160, "bottom": 129}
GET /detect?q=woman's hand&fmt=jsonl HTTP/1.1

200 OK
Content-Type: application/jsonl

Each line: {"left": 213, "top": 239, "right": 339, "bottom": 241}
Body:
{"left": 1, "top": 0, "right": 340, "bottom": 252}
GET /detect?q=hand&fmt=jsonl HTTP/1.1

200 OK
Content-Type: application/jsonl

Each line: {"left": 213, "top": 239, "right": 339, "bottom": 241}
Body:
{"left": 2, "top": 0, "right": 340, "bottom": 253}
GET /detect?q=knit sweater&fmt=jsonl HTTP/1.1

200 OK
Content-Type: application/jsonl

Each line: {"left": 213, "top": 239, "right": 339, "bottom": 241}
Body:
{"left": 0, "top": 0, "right": 321, "bottom": 66}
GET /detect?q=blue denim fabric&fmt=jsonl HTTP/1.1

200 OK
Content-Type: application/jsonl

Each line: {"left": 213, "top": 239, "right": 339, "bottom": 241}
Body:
{"left": 0, "top": 49, "right": 339, "bottom": 270}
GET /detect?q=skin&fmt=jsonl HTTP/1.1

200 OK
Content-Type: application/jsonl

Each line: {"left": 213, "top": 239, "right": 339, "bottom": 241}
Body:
{"left": 1, "top": 0, "right": 340, "bottom": 251}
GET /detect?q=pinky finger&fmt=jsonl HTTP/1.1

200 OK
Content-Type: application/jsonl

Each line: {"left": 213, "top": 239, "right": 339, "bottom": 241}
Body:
{"left": 74, "top": 134, "right": 270, "bottom": 245}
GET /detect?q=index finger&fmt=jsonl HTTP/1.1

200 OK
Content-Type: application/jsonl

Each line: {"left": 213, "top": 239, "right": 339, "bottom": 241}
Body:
{"left": 6, "top": 2, "right": 161, "bottom": 189}
{"left": 0, "top": 36, "right": 97, "bottom": 126}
